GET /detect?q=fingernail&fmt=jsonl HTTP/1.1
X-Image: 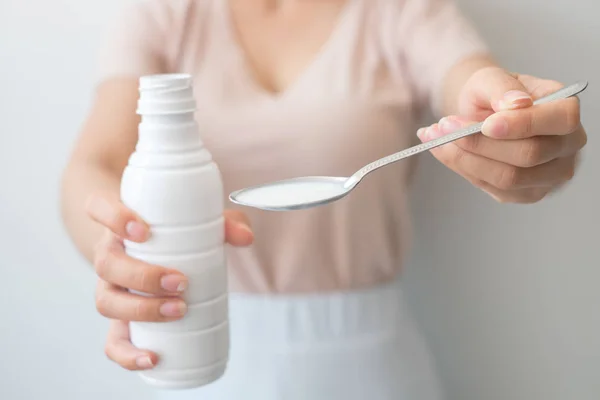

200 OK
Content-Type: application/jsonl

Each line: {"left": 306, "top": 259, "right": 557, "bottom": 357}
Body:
{"left": 416, "top": 128, "right": 426, "bottom": 140}
{"left": 439, "top": 117, "right": 462, "bottom": 133}
{"left": 425, "top": 124, "right": 443, "bottom": 140}
{"left": 125, "top": 221, "right": 148, "bottom": 240}
{"left": 501, "top": 90, "right": 532, "bottom": 110}
{"left": 237, "top": 222, "right": 253, "bottom": 235}
{"left": 161, "top": 275, "right": 187, "bottom": 293}
{"left": 482, "top": 115, "right": 509, "bottom": 138}
{"left": 160, "top": 301, "right": 187, "bottom": 317}
{"left": 136, "top": 356, "right": 154, "bottom": 369}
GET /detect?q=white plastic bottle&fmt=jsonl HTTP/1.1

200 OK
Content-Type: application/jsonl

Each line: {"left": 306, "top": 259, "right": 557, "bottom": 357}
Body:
{"left": 120, "top": 73, "right": 229, "bottom": 389}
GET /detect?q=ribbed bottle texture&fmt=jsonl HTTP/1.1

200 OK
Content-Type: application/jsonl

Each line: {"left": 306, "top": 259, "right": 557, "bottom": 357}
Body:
{"left": 120, "top": 74, "right": 228, "bottom": 389}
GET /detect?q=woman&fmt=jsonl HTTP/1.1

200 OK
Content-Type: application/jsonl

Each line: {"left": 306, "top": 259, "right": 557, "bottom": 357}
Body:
{"left": 60, "top": 0, "right": 586, "bottom": 399}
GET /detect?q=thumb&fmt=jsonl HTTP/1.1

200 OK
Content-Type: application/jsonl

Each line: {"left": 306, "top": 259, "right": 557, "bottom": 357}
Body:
{"left": 223, "top": 209, "right": 254, "bottom": 247}
{"left": 472, "top": 68, "right": 533, "bottom": 112}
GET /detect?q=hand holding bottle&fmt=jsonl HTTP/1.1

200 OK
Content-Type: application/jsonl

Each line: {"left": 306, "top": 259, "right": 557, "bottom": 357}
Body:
{"left": 86, "top": 192, "right": 253, "bottom": 371}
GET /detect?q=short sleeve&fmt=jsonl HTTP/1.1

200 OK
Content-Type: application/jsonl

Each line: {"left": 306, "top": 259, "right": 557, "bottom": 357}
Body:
{"left": 94, "top": 1, "right": 173, "bottom": 82}
{"left": 395, "top": 0, "right": 489, "bottom": 116}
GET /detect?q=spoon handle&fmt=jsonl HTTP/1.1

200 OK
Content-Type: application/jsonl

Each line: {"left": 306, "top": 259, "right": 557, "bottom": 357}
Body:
{"left": 345, "top": 81, "right": 588, "bottom": 188}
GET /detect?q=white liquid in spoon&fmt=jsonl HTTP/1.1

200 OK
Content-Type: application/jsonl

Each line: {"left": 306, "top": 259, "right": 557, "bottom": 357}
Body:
{"left": 233, "top": 178, "right": 347, "bottom": 210}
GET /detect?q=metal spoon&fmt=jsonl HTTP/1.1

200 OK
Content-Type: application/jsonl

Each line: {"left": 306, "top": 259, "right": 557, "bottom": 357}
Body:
{"left": 229, "top": 81, "right": 588, "bottom": 211}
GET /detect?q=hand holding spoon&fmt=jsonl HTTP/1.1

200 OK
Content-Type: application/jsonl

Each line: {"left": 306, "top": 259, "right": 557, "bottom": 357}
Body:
{"left": 229, "top": 81, "right": 588, "bottom": 211}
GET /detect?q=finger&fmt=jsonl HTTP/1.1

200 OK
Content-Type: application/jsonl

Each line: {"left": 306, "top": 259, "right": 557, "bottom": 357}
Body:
{"left": 95, "top": 280, "right": 187, "bottom": 322}
{"left": 468, "top": 68, "right": 533, "bottom": 112}
{"left": 224, "top": 209, "right": 254, "bottom": 247}
{"left": 481, "top": 97, "right": 581, "bottom": 139}
{"left": 86, "top": 192, "right": 150, "bottom": 242}
{"left": 514, "top": 75, "right": 565, "bottom": 100}
{"left": 418, "top": 124, "right": 519, "bottom": 200}
{"left": 469, "top": 178, "right": 551, "bottom": 204}
{"left": 421, "top": 132, "right": 551, "bottom": 204}
{"left": 104, "top": 320, "right": 158, "bottom": 370}
{"left": 424, "top": 127, "right": 576, "bottom": 190}
{"left": 440, "top": 116, "right": 586, "bottom": 167}
{"left": 432, "top": 146, "right": 553, "bottom": 204}
{"left": 94, "top": 239, "right": 188, "bottom": 295}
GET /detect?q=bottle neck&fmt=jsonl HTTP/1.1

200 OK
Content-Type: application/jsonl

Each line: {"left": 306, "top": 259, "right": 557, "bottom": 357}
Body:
{"left": 133, "top": 74, "right": 205, "bottom": 159}
{"left": 140, "top": 111, "right": 196, "bottom": 125}
{"left": 136, "top": 113, "right": 202, "bottom": 154}
{"left": 136, "top": 73, "right": 197, "bottom": 123}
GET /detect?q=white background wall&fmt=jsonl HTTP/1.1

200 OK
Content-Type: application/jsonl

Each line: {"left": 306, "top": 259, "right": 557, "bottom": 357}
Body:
{"left": 0, "top": 0, "right": 597, "bottom": 399}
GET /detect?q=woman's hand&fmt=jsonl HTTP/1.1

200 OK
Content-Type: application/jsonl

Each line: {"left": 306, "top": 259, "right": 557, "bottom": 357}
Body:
{"left": 417, "top": 67, "right": 587, "bottom": 203}
{"left": 85, "top": 192, "right": 254, "bottom": 370}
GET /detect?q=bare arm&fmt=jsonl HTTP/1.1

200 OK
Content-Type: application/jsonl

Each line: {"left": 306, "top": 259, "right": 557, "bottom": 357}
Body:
{"left": 60, "top": 78, "right": 141, "bottom": 261}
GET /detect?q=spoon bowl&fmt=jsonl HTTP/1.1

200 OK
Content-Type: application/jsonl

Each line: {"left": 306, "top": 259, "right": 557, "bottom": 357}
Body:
{"left": 229, "top": 81, "right": 588, "bottom": 212}
{"left": 229, "top": 176, "right": 350, "bottom": 211}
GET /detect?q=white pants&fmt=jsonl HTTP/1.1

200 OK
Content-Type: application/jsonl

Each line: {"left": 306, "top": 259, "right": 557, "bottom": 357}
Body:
{"left": 158, "top": 280, "right": 444, "bottom": 400}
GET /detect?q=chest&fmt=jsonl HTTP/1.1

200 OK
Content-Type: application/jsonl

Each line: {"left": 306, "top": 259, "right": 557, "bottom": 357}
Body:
{"left": 195, "top": 99, "right": 415, "bottom": 200}
{"left": 180, "top": 0, "right": 412, "bottom": 103}
{"left": 227, "top": 0, "right": 350, "bottom": 95}
{"left": 179, "top": 1, "right": 418, "bottom": 193}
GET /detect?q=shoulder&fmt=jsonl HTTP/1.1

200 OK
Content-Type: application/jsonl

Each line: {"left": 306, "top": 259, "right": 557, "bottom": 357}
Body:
{"left": 368, "top": 0, "right": 452, "bottom": 22}
{"left": 95, "top": 0, "right": 214, "bottom": 81}
{"left": 104, "top": 0, "right": 214, "bottom": 68}
{"left": 115, "top": 0, "right": 203, "bottom": 31}
{"left": 113, "top": 0, "right": 216, "bottom": 35}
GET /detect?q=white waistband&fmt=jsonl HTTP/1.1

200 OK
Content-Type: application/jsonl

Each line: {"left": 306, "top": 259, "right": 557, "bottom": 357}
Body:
{"left": 228, "top": 280, "right": 408, "bottom": 346}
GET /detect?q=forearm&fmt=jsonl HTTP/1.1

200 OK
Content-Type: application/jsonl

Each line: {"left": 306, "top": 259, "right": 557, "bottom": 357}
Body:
{"left": 440, "top": 54, "right": 498, "bottom": 116}
{"left": 61, "top": 79, "right": 141, "bottom": 262}
{"left": 61, "top": 160, "right": 122, "bottom": 262}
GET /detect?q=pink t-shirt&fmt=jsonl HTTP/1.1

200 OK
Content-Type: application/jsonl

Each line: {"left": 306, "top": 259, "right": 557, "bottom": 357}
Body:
{"left": 97, "top": 0, "right": 487, "bottom": 293}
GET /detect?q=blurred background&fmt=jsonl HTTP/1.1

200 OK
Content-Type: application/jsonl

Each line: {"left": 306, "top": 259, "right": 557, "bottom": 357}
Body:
{"left": 0, "top": 0, "right": 598, "bottom": 399}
